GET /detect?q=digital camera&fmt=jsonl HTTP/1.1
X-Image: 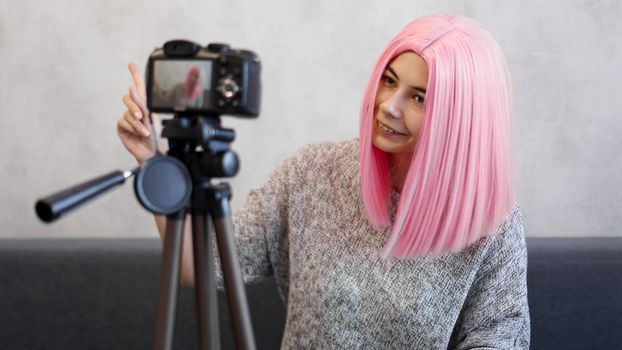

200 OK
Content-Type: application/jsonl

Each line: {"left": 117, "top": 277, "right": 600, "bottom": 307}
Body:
{"left": 146, "top": 40, "right": 261, "bottom": 117}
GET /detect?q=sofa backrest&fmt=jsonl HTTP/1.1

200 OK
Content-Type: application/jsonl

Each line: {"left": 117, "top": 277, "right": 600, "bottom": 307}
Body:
{"left": 526, "top": 237, "right": 622, "bottom": 350}
{"left": 0, "top": 238, "right": 620, "bottom": 349}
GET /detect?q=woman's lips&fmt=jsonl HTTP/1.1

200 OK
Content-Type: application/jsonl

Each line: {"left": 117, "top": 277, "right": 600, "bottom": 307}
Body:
{"left": 377, "top": 119, "right": 406, "bottom": 136}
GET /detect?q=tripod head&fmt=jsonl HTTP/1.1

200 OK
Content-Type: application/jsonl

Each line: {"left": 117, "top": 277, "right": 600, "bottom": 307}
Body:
{"left": 34, "top": 114, "right": 240, "bottom": 222}
{"left": 133, "top": 114, "right": 240, "bottom": 216}
{"left": 162, "top": 115, "right": 239, "bottom": 178}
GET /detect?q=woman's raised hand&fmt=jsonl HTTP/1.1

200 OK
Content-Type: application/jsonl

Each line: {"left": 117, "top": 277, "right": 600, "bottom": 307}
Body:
{"left": 117, "top": 62, "right": 157, "bottom": 166}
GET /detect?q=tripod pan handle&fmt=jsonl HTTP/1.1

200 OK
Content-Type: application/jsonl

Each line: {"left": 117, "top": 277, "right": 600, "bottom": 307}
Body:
{"left": 35, "top": 170, "right": 129, "bottom": 223}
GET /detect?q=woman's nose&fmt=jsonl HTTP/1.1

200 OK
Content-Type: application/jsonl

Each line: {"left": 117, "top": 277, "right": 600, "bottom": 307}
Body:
{"left": 380, "top": 93, "right": 404, "bottom": 119}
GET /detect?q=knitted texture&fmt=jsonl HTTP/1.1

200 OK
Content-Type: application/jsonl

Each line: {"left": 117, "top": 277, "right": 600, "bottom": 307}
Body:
{"left": 217, "top": 139, "right": 530, "bottom": 349}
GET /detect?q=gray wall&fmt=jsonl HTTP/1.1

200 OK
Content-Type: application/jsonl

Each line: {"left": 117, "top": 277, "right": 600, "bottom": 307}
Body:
{"left": 1, "top": 0, "right": 620, "bottom": 238}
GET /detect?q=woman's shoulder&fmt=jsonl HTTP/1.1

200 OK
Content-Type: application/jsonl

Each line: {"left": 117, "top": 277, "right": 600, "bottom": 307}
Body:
{"left": 462, "top": 203, "right": 526, "bottom": 259}
{"left": 269, "top": 139, "right": 360, "bottom": 192}
{"left": 483, "top": 203, "right": 527, "bottom": 260}
{"left": 293, "top": 138, "right": 358, "bottom": 159}
{"left": 286, "top": 138, "right": 359, "bottom": 170}
{"left": 497, "top": 203, "right": 523, "bottom": 236}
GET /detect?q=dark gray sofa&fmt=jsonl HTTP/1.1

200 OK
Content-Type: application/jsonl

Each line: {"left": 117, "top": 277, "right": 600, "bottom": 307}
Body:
{"left": 0, "top": 237, "right": 620, "bottom": 349}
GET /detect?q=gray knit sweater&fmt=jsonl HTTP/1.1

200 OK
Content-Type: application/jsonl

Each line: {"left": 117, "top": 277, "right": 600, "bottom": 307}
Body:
{"left": 220, "top": 139, "right": 530, "bottom": 349}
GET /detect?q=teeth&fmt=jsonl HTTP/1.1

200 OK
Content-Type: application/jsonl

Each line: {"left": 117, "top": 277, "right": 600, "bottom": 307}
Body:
{"left": 378, "top": 120, "right": 396, "bottom": 134}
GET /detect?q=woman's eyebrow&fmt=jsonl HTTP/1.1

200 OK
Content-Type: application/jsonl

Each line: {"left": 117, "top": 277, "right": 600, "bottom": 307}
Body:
{"left": 386, "top": 66, "right": 427, "bottom": 94}
{"left": 386, "top": 66, "right": 399, "bottom": 79}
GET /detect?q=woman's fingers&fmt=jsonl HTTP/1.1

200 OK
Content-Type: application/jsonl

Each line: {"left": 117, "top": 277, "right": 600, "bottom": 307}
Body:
{"left": 128, "top": 62, "right": 146, "bottom": 97}
{"left": 129, "top": 86, "right": 150, "bottom": 118}
{"left": 122, "top": 110, "right": 150, "bottom": 137}
{"left": 117, "top": 116, "right": 134, "bottom": 134}
{"left": 126, "top": 62, "right": 151, "bottom": 129}
{"left": 123, "top": 93, "right": 145, "bottom": 122}
{"left": 118, "top": 116, "right": 155, "bottom": 165}
{"left": 119, "top": 63, "right": 157, "bottom": 165}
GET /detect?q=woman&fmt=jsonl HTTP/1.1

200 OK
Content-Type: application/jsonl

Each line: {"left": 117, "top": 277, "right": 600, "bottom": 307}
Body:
{"left": 118, "top": 14, "right": 529, "bottom": 349}
{"left": 152, "top": 65, "right": 205, "bottom": 109}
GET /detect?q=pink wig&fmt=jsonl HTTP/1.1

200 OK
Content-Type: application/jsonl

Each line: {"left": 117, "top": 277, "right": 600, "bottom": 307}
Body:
{"left": 183, "top": 66, "right": 203, "bottom": 102}
{"left": 360, "top": 14, "right": 516, "bottom": 258}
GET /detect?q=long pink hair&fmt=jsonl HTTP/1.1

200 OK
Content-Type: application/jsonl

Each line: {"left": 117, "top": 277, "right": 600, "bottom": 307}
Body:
{"left": 183, "top": 66, "right": 203, "bottom": 102}
{"left": 360, "top": 14, "right": 516, "bottom": 258}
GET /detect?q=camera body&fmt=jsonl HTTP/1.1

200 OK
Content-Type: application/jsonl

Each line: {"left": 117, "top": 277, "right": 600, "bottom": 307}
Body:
{"left": 146, "top": 40, "right": 261, "bottom": 117}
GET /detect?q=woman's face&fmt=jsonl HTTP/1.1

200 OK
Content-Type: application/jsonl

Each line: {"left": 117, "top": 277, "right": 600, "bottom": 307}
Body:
{"left": 188, "top": 69, "right": 200, "bottom": 84}
{"left": 372, "top": 51, "right": 428, "bottom": 154}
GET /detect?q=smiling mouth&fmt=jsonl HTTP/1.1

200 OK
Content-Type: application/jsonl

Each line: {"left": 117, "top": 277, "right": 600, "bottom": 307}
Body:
{"left": 377, "top": 119, "right": 406, "bottom": 136}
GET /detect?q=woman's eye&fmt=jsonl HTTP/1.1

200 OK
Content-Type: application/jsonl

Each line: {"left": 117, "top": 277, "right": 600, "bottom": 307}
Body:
{"left": 413, "top": 94, "right": 425, "bottom": 105}
{"left": 381, "top": 75, "right": 396, "bottom": 87}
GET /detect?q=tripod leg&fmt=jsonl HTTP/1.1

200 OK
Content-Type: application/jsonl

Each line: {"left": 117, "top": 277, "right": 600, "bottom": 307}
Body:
{"left": 209, "top": 185, "right": 257, "bottom": 350}
{"left": 192, "top": 213, "right": 221, "bottom": 350}
{"left": 155, "top": 211, "right": 186, "bottom": 350}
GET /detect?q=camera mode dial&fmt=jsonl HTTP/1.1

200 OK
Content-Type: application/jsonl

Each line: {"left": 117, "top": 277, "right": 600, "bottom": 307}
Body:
{"left": 207, "top": 43, "right": 230, "bottom": 53}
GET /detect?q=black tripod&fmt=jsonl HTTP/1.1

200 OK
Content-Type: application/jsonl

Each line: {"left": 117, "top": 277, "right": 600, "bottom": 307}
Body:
{"left": 135, "top": 115, "right": 256, "bottom": 350}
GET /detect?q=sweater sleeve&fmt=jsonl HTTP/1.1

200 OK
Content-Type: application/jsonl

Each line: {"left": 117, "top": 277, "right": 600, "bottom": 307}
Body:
{"left": 212, "top": 151, "right": 293, "bottom": 289}
{"left": 448, "top": 206, "right": 531, "bottom": 349}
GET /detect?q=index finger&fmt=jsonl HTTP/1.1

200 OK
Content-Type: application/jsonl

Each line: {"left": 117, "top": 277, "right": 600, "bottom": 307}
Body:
{"left": 128, "top": 62, "right": 146, "bottom": 98}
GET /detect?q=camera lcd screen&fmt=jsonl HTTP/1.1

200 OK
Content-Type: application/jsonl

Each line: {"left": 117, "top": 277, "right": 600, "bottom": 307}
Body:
{"left": 150, "top": 60, "right": 213, "bottom": 111}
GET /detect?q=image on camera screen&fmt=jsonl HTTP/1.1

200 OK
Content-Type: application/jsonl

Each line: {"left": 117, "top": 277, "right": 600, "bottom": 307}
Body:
{"left": 151, "top": 60, "right": 212, "bottom": 110}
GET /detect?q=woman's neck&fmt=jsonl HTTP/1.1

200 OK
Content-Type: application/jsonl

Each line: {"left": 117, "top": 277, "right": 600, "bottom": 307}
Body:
{"left": 387, "top": 152, "right": 413, "bottom": 192}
